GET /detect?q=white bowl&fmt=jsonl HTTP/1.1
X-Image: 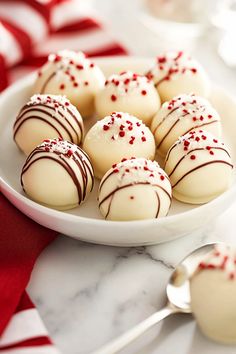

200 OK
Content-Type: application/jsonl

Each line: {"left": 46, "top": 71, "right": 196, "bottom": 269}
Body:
{"left": 0, "top": 56, "right": 236, "bottom": 246}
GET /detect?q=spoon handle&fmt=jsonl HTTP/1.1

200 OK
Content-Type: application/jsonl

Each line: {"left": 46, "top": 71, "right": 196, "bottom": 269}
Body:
{"left": 93, "top": 304, "right": 179, "bottom": 354}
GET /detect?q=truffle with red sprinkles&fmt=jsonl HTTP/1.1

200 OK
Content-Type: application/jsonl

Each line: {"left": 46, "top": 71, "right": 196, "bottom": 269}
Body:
{"left": 13, "top": 94, "right": 84, "bottom": 155}
{"left": 98, "top": 158, "right": 172, "bottom": 220}
{"left": 33, "top": 50, "right": 105, "bottom": 117}
{"left": 95, "top": 71, "right": 161, "bottom": 125}
{"left": 21, "top": 139, "right": 94, "bottom": 210}
{"left": 164, "top": 130, "right": 233, "bottom": 204}
{"left": 190, "top": 243, "right": 236, "bottom": 344}
{"left": 83, "top": 112, "right": 156, "bottom": 179}
{"left": 151, "top": 94, "right": 221, "bottom": 157}
{"left": 146, "top": 51, "right": 210, "bottom": 102}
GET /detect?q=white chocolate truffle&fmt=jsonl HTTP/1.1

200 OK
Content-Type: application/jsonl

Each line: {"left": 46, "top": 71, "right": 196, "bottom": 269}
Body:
{"left": 83, "top": 112, "right": 156, "bottom": 179}
{"left": 151, "top": 94, "right": 221, "bottom": 157}
{"left": 14, "top": 94, "right": 84, "bottom": 155}
{"left": 190, "top": 244, "right": 236, "bottom": 344}
{"left": 95, "top": 71, "right": 161, "bottom": 125}
{"left": 21, "top": 139, "right": 94, "bottom": 210}
{"left": 33, "top": 50, "right": 105, "bottom": 117}
{"left": 98, "top": 158, "right": 172, "bottom": 220}
{"left": 146, "top": 51, "right": 210, "bottom": 102}
{"left": 164, "top": 130, "right": 233, "bottom": 204}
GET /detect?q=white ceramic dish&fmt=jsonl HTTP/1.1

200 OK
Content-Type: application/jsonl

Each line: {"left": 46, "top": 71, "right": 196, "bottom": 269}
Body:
{"left": 0, "top": 56, "right": 236, "bottom": 246}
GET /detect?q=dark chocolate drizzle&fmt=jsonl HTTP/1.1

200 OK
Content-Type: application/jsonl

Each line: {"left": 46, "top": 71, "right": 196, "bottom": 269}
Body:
{"left": 155, "top": 191, "right": 161, "bottom": 218}
{"left": 21, "top": 145, "right": 94, "bottom": 205}
{"left": 166, "top": 147, "right": 231, "bottom": 177}
{"left": 40, "top": 72, "right": 56, "bottom": 94}
{"left": 14, "top": 103, "right": 83, "bottom": 144}
{"left": 172, "top": 160, "right": 233, "bottom": 188}
{"left": 99, "top": 182, "right": 172, "bottom": 219}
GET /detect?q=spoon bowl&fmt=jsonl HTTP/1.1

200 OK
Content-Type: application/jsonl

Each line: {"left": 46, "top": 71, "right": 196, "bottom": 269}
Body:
{"left": 167, "top": 242, "right": 220, "bottom": 312}
{"left": 94, "top": 242, "right": 222, "bottom": 354}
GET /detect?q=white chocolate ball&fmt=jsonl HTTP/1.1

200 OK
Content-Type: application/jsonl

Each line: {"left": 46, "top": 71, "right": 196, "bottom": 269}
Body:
{"left": 33, "top": 50, "right": 105, "bottom": 117}
{"left": 95, "top": 71, "right": 161, "bottom": 125}
{"left": 14, "top": 94, "right": 84, "bottom": 155}
{"left": 146, "top": 51, "right": 210, "bottom": 102}
{"left": 21, "top": 139, "right": 94, "bottom": 210}
{"left": 190, "top": 244, "right": 236, "bottom": 344}
{"left": 151, "top": 94, "right": 221, "bottom": 157}
{"left": 164, "top": 130, "right": 233, "bottom": 204}
{"left": 83, "top": 112, "right": 156, "bottom": 179}
{"left": 98, "top": 158, "right": 172, "bottom": 220}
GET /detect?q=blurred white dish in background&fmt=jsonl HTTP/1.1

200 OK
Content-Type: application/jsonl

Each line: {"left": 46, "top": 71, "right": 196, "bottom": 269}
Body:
{"left": 0, "top": 56, "right": 236, "bottom": 246}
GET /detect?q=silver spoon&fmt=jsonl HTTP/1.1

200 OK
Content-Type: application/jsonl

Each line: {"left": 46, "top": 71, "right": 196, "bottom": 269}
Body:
{"left": 93, "top": 242, "right": 220, "bottom": 354}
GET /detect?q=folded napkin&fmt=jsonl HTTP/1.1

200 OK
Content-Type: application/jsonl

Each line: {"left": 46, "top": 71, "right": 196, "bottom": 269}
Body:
{"left": 0, "top": 194, "right": 58, "bottom": 353}
{"left": 0, "top": 0, "right": 127, "bottom": 352}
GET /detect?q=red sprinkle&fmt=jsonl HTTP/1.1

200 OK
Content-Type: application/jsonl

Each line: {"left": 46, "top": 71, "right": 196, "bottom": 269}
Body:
{"left": 141, "top": 136, "right": 146, "bottom": 142}
{"left": 76, "top": 64, "right": 84, "bottom": 70}
{"left": 73, "top": 82, "right": 78, "bottom": 87}
{"left": 111, "top": 94, "right": 117, "bottom": 101}
{"left": 103, "top": 125, "right": 109, "bottom": 131}
{"left": 67, "top": 149, "right": 73, "bottom": 157}
{"left": 210, "top": 150, "right": 214, "bottom": 155}
{"left": 113, "top": 168, "right": 119, "bottom": 173}
{"left": 130, "top": 196, "right": 134, "bottom": 200}
{"left": 90, "top": 63, "right": 94, "bottom": 68}
{"left": 141, "top": 90, "right": 147, "bottom": 96}
{"left": 184, "top": 140, "right": 190, "bottom": 147}
{"left": 191, "top": 68, "right": 197, "bottom": 73}
{"left": 190, "top": 155, "right": 196, "bottom": 160}
{"left": 158, "top": 56, "right": 166, "bottom": 64}
{"left": 59, "top": 84, "right": 65, "bottom": 90}
{"left": 160, "top": 175, "right": 165, "bottom": 180}
{"left": 119, "top": 131, "right": 125, "bottom": 137}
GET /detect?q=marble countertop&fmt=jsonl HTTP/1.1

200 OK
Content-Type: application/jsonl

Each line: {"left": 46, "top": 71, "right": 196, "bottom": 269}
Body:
{"left": 28, "top": 202, "right": 236, "bottom": 354}
{"left": 27, "top": 0, "right": 236, "bottom": 353}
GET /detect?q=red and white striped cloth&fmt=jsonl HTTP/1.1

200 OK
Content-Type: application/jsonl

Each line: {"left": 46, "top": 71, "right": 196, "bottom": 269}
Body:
{"left": 0, "top": 1, "right": 127, "bottom": 352}
{"left": 0, "top": 0, "right": 127, "bottom": 90}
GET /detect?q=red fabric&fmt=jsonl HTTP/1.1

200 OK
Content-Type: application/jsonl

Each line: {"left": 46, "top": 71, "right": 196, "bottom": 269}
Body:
{"left": 0, "top": 335, "right": 52, "bottom": 350}
{"left": 1, "top": 18, "right": 33, "bottom": 59}
{"left": 0, "top": 55, "right": 8, "bottom": 91}
{"left": 0, "top": 193, "right": 57, "bottom": 335}
{"left": 0, "top": 0, "right": 68, "bottom": 24}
